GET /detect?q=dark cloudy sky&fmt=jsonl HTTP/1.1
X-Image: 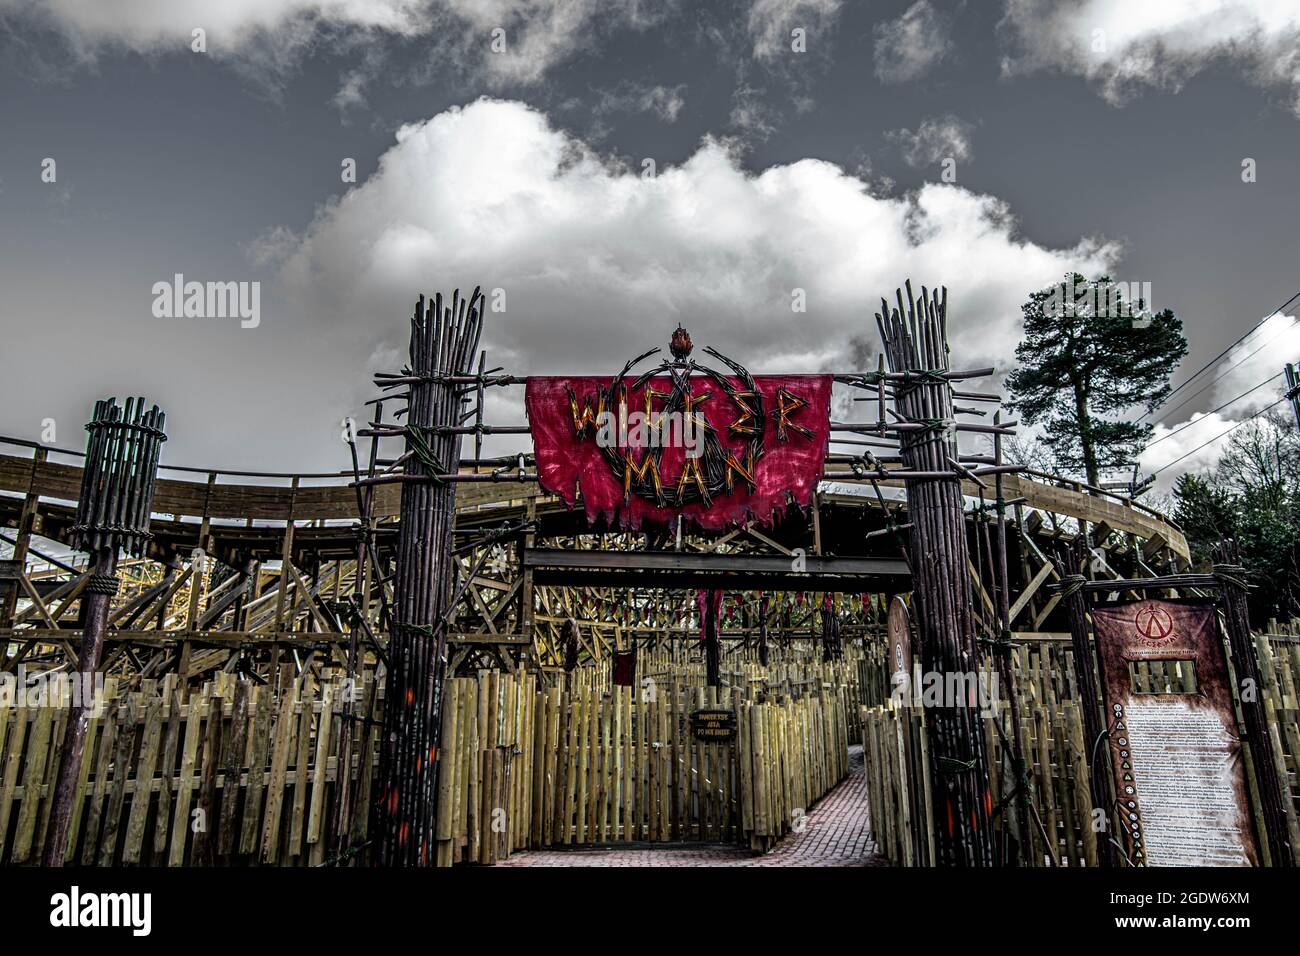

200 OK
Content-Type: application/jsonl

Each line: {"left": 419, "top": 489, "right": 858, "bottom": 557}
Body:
{"left": 1, "top": 0, "right": 1298, "bottom": 487}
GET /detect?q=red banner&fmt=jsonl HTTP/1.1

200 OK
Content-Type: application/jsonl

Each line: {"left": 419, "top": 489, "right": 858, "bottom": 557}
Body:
{"left": 526, "top": 373, "right": 831, "bottom": 530}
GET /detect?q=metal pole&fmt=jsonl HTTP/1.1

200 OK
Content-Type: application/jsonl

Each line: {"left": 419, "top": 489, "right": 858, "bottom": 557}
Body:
{"left": 1285, "top": 363, "right": 1300, "bottom": 432}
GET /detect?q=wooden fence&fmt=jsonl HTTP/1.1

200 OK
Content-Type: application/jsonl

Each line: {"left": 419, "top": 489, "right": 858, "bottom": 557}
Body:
{"left": 863, "top": 633, "right": 1300, "bottom": 867}
{"left": 433, "top": 668, "right": 854, "bottom": 864}
{"left": 1, "top": 651, "right": 858, "bottom": 866}
{"left": 0, "top": 670, "right": 379, "bottom": 867}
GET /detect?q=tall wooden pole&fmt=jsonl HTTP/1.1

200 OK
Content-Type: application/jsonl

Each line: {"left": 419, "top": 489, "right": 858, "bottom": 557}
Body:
{"left": 876, "top": 283, "right": 995, "bottom": 866}
{"left": 373, "top": 289, "right": 484, "bottom": 866}
{"left": 699, "top": 588, "right": 721, "bottom": 687}
{"left": 43, "top": 397, "right": 165, "bottom": 866}
{"left": 991, "top": 411, "right": 1030, "bottom": 865}
{"left": 1059, "top": 572, "right": 1115, "bottom": 867}
{"left": 1215, "top": 558, "right": 1294, "bottom": 866}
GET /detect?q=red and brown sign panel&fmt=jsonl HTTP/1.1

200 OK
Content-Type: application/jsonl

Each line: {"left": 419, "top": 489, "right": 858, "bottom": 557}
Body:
{"left": 527, "top": 372, "right": 831, "bottom": 530}
{"left": 1092, "top": 599, "right": 1259, "bottom": 867}
{"left": 887, "top": 596, "right": 912, "bottom": 682}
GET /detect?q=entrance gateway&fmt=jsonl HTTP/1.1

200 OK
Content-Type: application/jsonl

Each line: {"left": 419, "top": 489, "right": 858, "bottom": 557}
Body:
{"left": 363, "top": 282, "right": 1015, "bottom": 866}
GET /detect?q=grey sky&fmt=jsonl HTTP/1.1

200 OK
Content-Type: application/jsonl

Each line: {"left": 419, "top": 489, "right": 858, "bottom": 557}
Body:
{"left": 1, "top": 0, "right": 1298, "bottom": 484}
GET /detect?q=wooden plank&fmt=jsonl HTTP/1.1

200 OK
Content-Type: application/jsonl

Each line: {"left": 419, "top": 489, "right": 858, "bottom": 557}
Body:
{"left": 11, "top": 705, "right": 52, "bottom": 863}
{"left": 0, "top": 700, "right": 26, "bottom": 862}
{"left": 215, "top": 681, "right": 251, "bottom": 860}
{"left": 288, "top": 678, "right": 316, "bottom": 858}
{"left": 123, "top": 695, "right": 164, "bottom": 864}
{"left": 97, "top": 695, "right": 140, "bottom": 865}
{"left": 239, "top": 685, "right": 273, "bottom": 855}
{"left": 259, "top": 683, "right": 297, "bottom": 863}
{"left": 190, "top": 693, "right": 224, "bottom": 866}
{"left": 168, "top": 687, "right": 208, "bottom": 866}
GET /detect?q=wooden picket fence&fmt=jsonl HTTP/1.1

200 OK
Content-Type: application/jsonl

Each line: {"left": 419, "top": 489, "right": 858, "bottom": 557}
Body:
{"left": 433, "top": 668, "right": 854, "bottom": 864}
{"left": 863, "top": 633, "right": 1300, "bottom": 867}
{"left": 0, "top": 670, "right": 380, "bottom": 867}
{"left": 1, "top": 652, "right": 857, "bottom": 867}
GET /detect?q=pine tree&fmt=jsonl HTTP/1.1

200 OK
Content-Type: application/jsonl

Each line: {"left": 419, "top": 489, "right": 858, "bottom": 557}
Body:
{"left": 1173, "top": 411, "right": 1300, "bottom": 623}
{"left": 1006, "top": 274, "right": 1187, "bottom": 487}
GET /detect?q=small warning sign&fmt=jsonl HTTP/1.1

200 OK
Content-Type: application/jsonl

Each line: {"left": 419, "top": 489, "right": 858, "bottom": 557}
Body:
{"left": 690, "top": 709, "right": 737, "bottom": 742}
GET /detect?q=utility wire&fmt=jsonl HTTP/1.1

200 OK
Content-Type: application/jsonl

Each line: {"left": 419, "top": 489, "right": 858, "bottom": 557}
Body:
{"left": 1149, "top": 398, "right": 1286, "bottom": 476}
{"left": 1144, "top": 373, "right": 1283, "bottom": 450}
{"left": 1150, "top": 314, "right": 1299, "bottom": 425}
{"left": 1142, "top": 290, "right": 1300, "bottom": 420}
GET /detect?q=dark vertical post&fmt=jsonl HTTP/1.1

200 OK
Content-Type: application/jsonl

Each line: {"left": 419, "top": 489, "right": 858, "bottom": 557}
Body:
{"left": 43, "top": 398, "right": 165, "bottom": 866}
{"left": 1285, "top": 363, "right": 1300, "bottom": 432}
{"left": 758, "top": 592, "right": 769, "bottom": 667}
{"left": 699, "top": 588, "right": 721, "bottom": 687}
{"left": 1, "top": 448, "right": 47, "bottom": 629}
{"left": 1059, "top": 572, "right": 1114, "bottom": 867}
{"left": 991, "top": 411, "right": 1030, "bottom": 865}
{"left": 373, "top": 289, "right": 484, "bottom": 867}
{"left": 332, "top": 402, "right": 380, "bottom": 858}
{"left": 820, "top": 593, "right": 842, "bottom": 662}
{"left": 876, "top": 283, "right": 995, "bottom": 866}
{"left": 1215, "top": 558, "right": 1294, "bottom": 866}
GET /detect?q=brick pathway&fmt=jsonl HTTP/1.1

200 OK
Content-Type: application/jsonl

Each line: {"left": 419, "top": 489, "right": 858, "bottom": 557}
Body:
{"left": 496, "top": 744, "right": 885, "bottom": 867}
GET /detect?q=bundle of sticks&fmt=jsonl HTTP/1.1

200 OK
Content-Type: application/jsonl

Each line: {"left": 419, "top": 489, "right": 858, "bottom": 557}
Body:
{"left": 876, "top": 282, "right": 996, "bottom": 867}
{"left": 373, "top": 288, "right": 485, "bottom": 867}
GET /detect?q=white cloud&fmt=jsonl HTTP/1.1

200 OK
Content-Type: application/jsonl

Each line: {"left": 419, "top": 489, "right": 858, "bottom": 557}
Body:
{"left": 886, "top": 115, "right": 975, "bottom": 168}
{"left": 273, "top": 98, "right": 1116, "bottom": 428}
{"left": 0, "top": 0, "right": 432, "bottom": 51}
{"left": 747, "top": 0, "right": 843, "bottom": 59}
{"left": 1140, "top": 411, "right": 1240, "bottom": 488}
{"left": 873, "top": 0, "right": 952, "bottom": 84}
{"left": 1209, "top": 310, "right": 1300, "bottom": 409}
{"left": 1001, "top": 0, "right": 1300, "bottom": 115}
{"left": 444, "top": 0, "right": 671, "bottom": 87}
{"left": 0, "top": 0, "right": 667, "bottom": 89}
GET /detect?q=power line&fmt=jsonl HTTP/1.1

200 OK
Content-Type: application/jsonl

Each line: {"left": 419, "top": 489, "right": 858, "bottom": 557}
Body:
{"left": 1142, "top": 289, "right": 1300, "bottom": 420}
{"left": 1144, "top": 373, "right": 1283, "bottom": 450}
{"left": 1149, "top": 314, "right": 1299, "bottom": 425}
{"left": 1149, "top": 398, "right": 1286, "bottom": 476}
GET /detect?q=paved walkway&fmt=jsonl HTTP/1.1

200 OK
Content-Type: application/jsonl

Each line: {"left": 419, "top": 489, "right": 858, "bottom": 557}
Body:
{"left": 497, "top": 744, "right": 885, "bottom": 867}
